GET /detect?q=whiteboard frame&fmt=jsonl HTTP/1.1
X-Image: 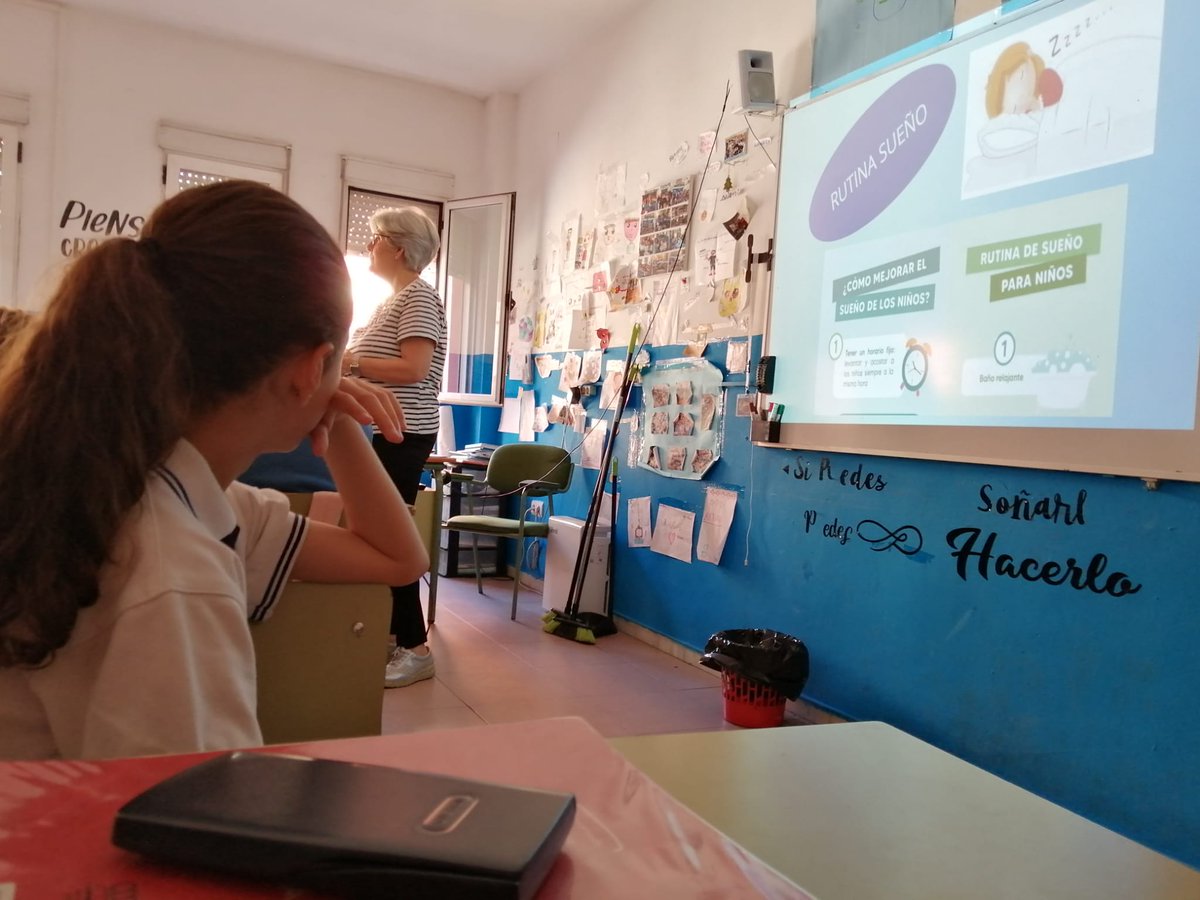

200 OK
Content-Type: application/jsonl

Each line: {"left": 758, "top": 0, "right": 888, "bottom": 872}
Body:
{"left": 762, "top": 0, "right": 1200, "bottom": 483}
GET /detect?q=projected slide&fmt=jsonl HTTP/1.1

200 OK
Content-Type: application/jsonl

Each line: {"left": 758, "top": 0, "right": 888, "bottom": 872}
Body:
{"left": 815, "top": 186, "right": 1125, "bottom": 420}
{"left": 770, "top": 0, "right": 1186, "bottom": 430}
{"left": 962, "top": 1, "right": 1164, "bottom": 198}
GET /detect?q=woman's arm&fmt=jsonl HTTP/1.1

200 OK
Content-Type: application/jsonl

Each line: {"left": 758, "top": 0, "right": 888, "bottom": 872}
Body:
{"left": 348, "top": 336, "right": 435, "bottom": 386}
{"left": 291, "top": 383, "right": 428, "bottom": 585}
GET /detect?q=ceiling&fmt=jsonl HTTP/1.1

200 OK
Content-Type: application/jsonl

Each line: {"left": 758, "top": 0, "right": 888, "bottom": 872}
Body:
{"left": 56, "top": 0, "right": 647, "bottom": 98}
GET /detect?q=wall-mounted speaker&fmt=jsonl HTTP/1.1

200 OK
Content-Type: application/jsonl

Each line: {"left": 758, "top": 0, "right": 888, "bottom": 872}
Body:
{"left": 738, "top": 49, "right": 776, "bottom": 111}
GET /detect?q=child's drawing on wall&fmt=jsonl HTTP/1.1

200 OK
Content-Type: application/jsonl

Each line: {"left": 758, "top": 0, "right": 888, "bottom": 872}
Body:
{"left": 596, "top": 217, "right": 624, "bottom": 262}
{"left": 718, "top": 279, "right": 744, "bottom": 317}
{"left": 575, "top": 228, "right": 595, "bottom": 270}
{"left": 607, "top": 265, "right": 638, "bottom": 310}
{"left": 561, "top": 213, "right": 581, "bottom": 275}
{"left": 533, "top": 309, "right": 546, "bottom": 350}
{"left": 543, "top": 231, "right": 560, "bottom": 284}
{"left": 623, "top": 215, "right": 640, "bottom": 250}
{"left": 542, "top": 306, "right": 567, "bottom": 352}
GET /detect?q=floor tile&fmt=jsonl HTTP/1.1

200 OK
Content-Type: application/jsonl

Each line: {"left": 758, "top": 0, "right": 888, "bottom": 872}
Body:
{"left": 376, "top": 573, "right": 801, "bottom": 739}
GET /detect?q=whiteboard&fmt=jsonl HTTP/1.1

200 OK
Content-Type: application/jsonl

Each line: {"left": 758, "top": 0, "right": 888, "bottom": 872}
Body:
{"left": 765, "top": 0, "right": 1200, "bottom": 482}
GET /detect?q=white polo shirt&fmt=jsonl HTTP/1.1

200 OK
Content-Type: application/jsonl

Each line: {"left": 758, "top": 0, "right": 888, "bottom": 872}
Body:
{"left": 0, "top": 440, "right": 307, "bottom": 760}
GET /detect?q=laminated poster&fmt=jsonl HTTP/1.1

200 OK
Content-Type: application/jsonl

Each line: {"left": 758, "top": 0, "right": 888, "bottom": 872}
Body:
{"left": 636, "top": 358, "right": 723, "bottom": 480}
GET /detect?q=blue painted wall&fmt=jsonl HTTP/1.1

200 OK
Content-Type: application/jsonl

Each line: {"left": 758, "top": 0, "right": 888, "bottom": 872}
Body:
{"left": 445, "top": 351, "right": 502, "bottom": 448}
{"left": 493, "top": 339, "right": 1200, "bottom": 869}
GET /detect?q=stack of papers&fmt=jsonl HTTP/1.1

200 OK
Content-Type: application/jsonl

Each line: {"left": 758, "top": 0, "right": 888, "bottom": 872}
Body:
{"left": 447, "top": 442, "right": 499, "bottom": 463}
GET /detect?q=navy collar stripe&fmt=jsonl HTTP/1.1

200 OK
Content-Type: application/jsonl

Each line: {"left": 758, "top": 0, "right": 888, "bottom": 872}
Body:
{"left": 155, "top": 465, "right": 195, "bottom": 515}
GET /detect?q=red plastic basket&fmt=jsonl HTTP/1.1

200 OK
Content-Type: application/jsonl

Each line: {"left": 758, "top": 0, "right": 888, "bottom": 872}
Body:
{"left": 721, "top": 671, "right": 786, "bottom": 728}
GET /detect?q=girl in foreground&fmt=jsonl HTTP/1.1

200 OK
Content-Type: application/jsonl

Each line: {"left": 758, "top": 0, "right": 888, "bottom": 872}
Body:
{"left": 0, "top": 181, "right": 428, "bottom": 759}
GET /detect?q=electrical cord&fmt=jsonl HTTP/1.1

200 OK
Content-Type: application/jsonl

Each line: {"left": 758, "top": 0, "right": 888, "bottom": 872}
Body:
{"left": 740, "top": 110, "right": 777, "bottom": 169}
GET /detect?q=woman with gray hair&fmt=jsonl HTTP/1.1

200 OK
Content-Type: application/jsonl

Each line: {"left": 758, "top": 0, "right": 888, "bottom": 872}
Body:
{"left": 343, "top": 206, "right": 446, "bottom": 688}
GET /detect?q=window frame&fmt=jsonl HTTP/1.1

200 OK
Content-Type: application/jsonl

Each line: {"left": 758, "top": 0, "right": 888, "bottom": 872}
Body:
{"left": 341, "top": 185, "right": 443, "bottom": 336}
{"left": 340, "top": 157, "right": 516, "bottom": 407}
{"left": 163, "top": 153, "right": 285, "bottom": 197}
{"left": 437, "top": 192, "right": 515, "bottom": 408}
{"left": 340, "top": 183, "right": 515, "bottom": 408}
{"left": 158, "top": 122, "right": 289, "bottom": 199}
{"left": 0, "top": 92, "right": 30, "bottom": 309}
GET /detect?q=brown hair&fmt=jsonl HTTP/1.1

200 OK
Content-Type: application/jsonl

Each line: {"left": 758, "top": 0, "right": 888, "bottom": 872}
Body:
{"left": 0, "top": 307, "right": 32, "bottom": 352}
{"left": 985, "top": 42, "right": 1045, "bottom": 118}
{"left": 0, "top": 180, "right": 350, "bottom": 667}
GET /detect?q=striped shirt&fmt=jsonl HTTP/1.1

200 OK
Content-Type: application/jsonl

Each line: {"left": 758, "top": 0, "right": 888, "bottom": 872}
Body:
{"left": 349, "top": 278, "right": 446, "bottom": 435}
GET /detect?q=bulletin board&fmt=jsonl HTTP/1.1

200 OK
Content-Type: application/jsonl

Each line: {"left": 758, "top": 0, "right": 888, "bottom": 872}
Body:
{"left": 525, "top": 110, "right": 782, "bottom": 362}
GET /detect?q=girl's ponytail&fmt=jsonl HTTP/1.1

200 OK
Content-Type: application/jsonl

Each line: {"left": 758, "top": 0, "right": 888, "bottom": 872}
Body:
{"left": 0, "top": 238, "right": 186, "bottom": 666}
{"left": 0, "top": 179, "right": 349, "bottom": 668}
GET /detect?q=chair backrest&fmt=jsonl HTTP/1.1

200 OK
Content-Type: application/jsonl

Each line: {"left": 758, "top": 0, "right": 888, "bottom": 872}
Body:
{"left": 484, "top": 444, "right": 573, "bottom": 496}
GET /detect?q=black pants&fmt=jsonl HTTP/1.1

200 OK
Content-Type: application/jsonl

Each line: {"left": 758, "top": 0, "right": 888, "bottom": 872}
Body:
{"left": 371, "top": 431, "right": 438, "bottom": 648}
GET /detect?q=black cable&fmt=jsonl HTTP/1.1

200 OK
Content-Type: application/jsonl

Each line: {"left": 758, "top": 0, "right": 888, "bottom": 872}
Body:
{"left": 634, "top": 80, "right": 731, "bottom": 364}
{"left": 474, "top": 79, "right": 736, "bottom": 504}
{"left": 740, "top": 110, "right": 777, "bottom": 169}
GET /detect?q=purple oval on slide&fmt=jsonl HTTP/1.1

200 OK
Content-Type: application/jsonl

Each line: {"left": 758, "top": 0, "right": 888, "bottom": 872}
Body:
{"left": 809, "top": 64, "right": 956, "bottom": 242}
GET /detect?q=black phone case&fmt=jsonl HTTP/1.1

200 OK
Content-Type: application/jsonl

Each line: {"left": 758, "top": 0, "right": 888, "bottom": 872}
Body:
{"left": 112, "top": 751, "right": 575, "bottom": 900}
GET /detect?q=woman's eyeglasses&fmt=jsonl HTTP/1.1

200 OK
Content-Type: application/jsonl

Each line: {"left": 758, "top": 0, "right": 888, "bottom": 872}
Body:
{"left": 367, "top": 233, "right": 389, "bottom": 251}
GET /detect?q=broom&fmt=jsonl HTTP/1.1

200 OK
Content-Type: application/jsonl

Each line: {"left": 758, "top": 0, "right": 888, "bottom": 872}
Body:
{"left": 564, "top": 459, "right": 620, "bottom": 639}
{"left": 543, "top": 326, "right": 640, "bottom": 643}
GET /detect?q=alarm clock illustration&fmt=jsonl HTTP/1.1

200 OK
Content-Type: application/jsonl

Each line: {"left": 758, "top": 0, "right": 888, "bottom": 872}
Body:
{"left": 901, "top": 339, "right": 930, "bottom": 393}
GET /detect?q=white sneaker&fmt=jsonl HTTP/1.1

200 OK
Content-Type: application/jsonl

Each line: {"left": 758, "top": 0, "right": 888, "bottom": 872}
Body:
{"left": 385, "top": 647, "right": 435, "bottom": 688}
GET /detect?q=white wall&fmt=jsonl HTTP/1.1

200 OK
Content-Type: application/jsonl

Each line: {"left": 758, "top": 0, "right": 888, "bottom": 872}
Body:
{"left": 0, "top": 0, "right": 502, "bottom": 308}
{"left": 0, "top": 0, "right": 59, "bottom": 305}
{"left": 510, "top": 0, "right": 817, "bottom": 344}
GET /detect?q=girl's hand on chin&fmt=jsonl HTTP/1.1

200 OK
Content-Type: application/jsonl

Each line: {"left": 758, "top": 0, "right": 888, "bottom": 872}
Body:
{"left": 309, "top": 378, "right": 406, "bottom": 455}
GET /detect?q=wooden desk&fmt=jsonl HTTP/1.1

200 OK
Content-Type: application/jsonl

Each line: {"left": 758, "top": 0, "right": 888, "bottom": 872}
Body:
{"left": 612, "top": 722, "right": 1200, "bottom": 900}
{"left": 0, "top": 717, "right": 805, "bottom": 898}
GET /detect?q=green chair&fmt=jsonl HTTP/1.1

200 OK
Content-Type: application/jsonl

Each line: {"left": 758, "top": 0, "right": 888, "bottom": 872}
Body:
{"left": 443, "top": 443, "right": 573, "bottom": 620}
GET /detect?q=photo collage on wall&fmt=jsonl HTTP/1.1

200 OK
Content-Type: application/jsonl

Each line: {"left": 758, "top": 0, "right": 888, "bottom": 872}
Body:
{"left": 636, "top": 358, "right": 724, "bottom": 480}
{"left": 637, "top": 176, "right": 693, "bottom": 278}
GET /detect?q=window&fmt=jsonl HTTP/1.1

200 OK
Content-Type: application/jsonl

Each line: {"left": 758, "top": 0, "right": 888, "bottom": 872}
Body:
{"left": 163, "top": 154, "right": 284, "bottom": 196}
{"left": 0, "top": 92, "right": 29, "bottom": 309}
{"left": 0, "top": 121, "right": 20, "bottom": 308}
{"left": 340, "top": 157, "right": 517, "bottom": 407}
{"left": 343, "top": 186, "right": 441, "bottom": 334}
{"left": 438, "top": 193, "right": 515, "bottom": 406}
{"left": 158, "top": 123, "right": 289, "bottom": 198}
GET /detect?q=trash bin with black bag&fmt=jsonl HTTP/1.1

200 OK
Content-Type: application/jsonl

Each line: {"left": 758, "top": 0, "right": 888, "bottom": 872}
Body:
{"left": 699, "top": 629, "right": 809, "bottom": 728}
